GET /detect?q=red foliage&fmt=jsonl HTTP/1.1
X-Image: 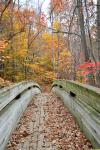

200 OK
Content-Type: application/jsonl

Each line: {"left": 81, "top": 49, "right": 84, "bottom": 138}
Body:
{"left": 50, "top": 0, "right": 65, "bottom": 12}
{"left": 77, "top": 62, "right": 100, "bottom": 82}
{"left": 77, "top": 62, "right": 100, "bottom": 70}
{"left": 14, "top": 9, "right": 35, "bottom": 25}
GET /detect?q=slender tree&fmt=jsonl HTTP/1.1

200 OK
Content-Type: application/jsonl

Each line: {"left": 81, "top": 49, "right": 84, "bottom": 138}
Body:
{"left": 96, "top": 0, "right": 100, "bottom": 87}
{"left": 77, "top": 0, "right": 89, "bottom": 61}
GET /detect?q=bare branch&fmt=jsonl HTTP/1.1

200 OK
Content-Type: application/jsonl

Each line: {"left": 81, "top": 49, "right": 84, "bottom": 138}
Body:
{"left": 7, "top": 29, "right": 25, "bottom": 41}
{"left": 28, "top": 28, "right": 44, "bottom": 48}
{"left": 53, "top": 30, "right": 81, "bottom": 37}
{"left": 0, "top": 0, "right": 12, "bottom": 23}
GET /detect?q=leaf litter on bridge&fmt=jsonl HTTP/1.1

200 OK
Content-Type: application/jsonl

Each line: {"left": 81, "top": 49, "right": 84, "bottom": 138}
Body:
{"left": 6, "top": 92, "right": 92, "bottom": 150}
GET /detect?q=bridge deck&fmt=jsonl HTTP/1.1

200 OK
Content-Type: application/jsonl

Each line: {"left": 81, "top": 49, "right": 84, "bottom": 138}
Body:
{"left": 6, "top": 92, "right": 92, "bottom": 150}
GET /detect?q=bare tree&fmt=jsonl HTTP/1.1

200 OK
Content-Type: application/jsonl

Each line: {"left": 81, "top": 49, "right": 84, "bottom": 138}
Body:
{"left": 96, "top": 0, "right": 100, "bottom": 87}
{"left": 97, "top": 0, "right": 100, "bottom": 61}
{"left": 77, "top": 0, "right": 89, "bottom": 61}
{"left": 84, "top": 0, "right": 96, "bottom": 62}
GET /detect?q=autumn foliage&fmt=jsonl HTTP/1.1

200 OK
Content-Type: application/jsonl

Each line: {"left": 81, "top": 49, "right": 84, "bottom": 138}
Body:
{"left": 50, "top": 0, "right": 65, "bottom": 12}
{"left": 77, "top": 62, "right": 100, "bottom": 83}
{"left": 0, "top": 0, "right": 100, "bottom": 87}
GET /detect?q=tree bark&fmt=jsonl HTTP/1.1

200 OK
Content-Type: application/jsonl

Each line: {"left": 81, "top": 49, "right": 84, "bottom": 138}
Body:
{"left": 84, "top": 0, "right": 96, "bottom": 62}
{"left": 51, "top": 12, "right": 55, "bottom": 72}
{"left": 97, "top": 0, "right": 100, "bottom": 61}
{"left": 96, "top": 0, "right": 100, "bottom": 87}
{"left": 77, "top": 0, "right": 89, "bottom": 61}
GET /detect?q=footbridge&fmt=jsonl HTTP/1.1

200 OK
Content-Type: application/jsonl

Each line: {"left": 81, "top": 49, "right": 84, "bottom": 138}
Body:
{"left": 0, "top": 80, "right": 100, "bottom": 150}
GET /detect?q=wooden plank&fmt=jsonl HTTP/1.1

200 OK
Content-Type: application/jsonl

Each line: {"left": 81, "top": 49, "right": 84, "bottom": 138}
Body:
{"left": 0, "top": 81, "right": 40, "bottom": 111}
{"left": 52, "top": 80, "right": 100, "bottom": 113}
{"left": 52, "top": 86, "right": 100, "bottom": 149}
{"left": 0, "top": 87, "right": 41, "bottom": 150}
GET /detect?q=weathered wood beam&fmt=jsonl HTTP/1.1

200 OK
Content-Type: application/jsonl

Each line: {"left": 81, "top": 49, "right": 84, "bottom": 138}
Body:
{"left": 52, "top": 80, "right": 100, "bottom": 148}
{"left": 0, "top": 81, "right": 41, "bottom": 150}
{"left": 0, "top": 81, "right": 40, "bottom": 111}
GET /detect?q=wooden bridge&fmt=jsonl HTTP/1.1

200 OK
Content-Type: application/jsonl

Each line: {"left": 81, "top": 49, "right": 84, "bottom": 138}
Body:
{"left": 0, "top": 80, "right": 100, "bottom": 150}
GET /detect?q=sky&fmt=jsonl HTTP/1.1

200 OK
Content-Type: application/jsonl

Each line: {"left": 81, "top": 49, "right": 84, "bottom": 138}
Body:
{"left": 20, "top": 0, "right": 97, "bottom": 14}
{"left": 41, "top": 0, "right": 50, "bottom": 14}
{"left": 20, "top": 0, "right": 50, "bottom": 14}
{"left": 35, "top": 0, "right": 97, "bottom": 15}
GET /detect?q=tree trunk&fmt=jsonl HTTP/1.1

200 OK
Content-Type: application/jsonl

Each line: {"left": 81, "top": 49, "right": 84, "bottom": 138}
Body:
{"left": 96, "top": 0, "right": 100, "bottom": 87}
{"left": 97, "top": 0, "right": 100, "bottom": 61}
{"left": 51, "top": 12, "right": 55, "bottom": 72}
{"left": 84, "top": 0, "right": 96, "bottom": 86}
{"left": 57, "top": 32, "right": 60, "bottom": 78}
{"left": 77, "top": 0, "right": 89, "bottom": 61}
{"left": 77, "top": 0, "right": 96, "bottom": 85}
{"left": 84, "top": 0, "right": 96, "bottom": 62}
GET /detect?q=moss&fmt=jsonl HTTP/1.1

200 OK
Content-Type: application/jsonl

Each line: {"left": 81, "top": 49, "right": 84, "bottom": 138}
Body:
{"left": 53, "top": 80, "right": 100, "bottom": 113}
{"left": 52, "top": 80, "right": 100, "bottom": 148}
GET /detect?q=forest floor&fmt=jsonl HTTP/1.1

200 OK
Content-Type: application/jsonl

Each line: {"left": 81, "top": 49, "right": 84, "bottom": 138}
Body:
{"left": 6, "top": 92, "right": 93, "bottom": 150}
{"left": 0, "top": 77, "right": 12, "bottom": 88}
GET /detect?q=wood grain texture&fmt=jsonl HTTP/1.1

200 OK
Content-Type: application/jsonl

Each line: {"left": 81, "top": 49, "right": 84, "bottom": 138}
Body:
{"left": 0, "top": 81, "right": 41, "bottom": 150}
{"left": 0, "top": 87, "right": 41, "bottom": 150}
{"left": 52, "top": 80, "right": 100, "bottom": 149}
{"left": 0, "top": 81, "right": 40, "bottom": 111}
{"left": 52, "top": 80, "right": 100, "bottom": 113}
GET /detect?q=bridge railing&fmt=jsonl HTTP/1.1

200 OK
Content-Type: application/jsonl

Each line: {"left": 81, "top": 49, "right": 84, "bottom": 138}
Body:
{"left": 0, "top": 81, "right": 41, "bottom": 150}
{"left": 52, "top": 80, "right": 100, "bottom": 149}
{"left": 0, "top": 81, "right": 40, "bottom": 111}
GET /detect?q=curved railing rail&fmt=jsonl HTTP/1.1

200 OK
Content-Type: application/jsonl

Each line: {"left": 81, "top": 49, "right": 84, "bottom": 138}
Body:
{"left": 0, "top": 81, "right": 40, "bottom": 111}
{"left": 52, "top": 80, "right": 100, "bottom": 149}
{"left": 0, "top": 81, "right": 41, "bottom": 150}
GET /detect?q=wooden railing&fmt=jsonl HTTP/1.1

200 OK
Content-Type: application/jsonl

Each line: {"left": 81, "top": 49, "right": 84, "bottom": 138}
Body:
{"left": 52, "top": 80, "right": 100, "bottom": 149}
{"left": 0, "top": 81, "right": 41, "bottom": 150}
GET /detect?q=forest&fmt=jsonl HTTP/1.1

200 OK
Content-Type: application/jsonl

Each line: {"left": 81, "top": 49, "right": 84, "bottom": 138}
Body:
{"left": 0, "top": 0, "right": 100, "bottom": 87}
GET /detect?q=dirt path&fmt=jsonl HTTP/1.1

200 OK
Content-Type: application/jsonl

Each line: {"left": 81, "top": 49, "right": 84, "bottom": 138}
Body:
{"left": 6, "top": 92, "right": 92, "bottom": 150}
